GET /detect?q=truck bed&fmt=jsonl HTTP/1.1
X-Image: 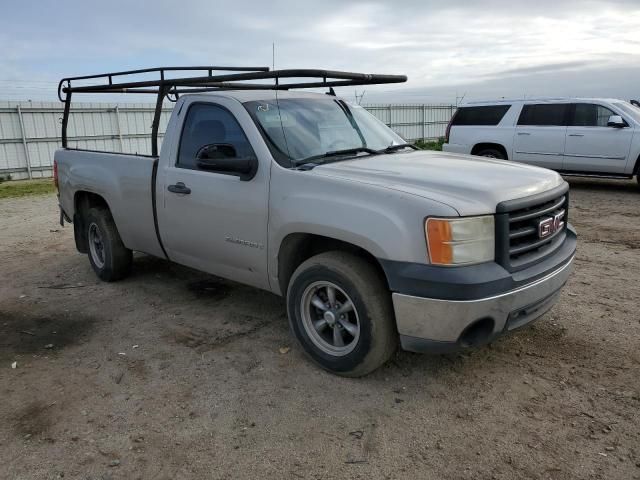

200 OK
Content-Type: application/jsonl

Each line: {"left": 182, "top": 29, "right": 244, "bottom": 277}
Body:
{"left": 55, "top": 149, "right": 165, "bottom": 258}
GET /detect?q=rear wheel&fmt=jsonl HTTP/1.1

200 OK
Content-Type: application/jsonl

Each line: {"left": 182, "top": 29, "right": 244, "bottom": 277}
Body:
{"left": 286, "top": 251, "right": 397, "bottom": 377}
{"left": 85, "top": 207, "right": 132, "bottom": 282}
{"left": 475, "top": 148, "right": 505, "bottom": 160}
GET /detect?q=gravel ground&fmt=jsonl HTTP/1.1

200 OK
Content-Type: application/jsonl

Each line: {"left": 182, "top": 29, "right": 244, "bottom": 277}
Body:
{"left": 1, "top": 177, "right": 639, "bottom": 480}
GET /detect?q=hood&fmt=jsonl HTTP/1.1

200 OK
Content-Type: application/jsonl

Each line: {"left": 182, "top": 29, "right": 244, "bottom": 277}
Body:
{"left": 311, "top": 150, "right": 564, "bottom": 216}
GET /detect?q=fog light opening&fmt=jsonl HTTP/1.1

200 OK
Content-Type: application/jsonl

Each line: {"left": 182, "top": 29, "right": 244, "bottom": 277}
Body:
{"left": 459, "top": 317, "right": 495, "bottom": 348}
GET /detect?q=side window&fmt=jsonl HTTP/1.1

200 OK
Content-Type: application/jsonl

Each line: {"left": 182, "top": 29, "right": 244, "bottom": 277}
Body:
{"left": 571, "top": 103, "right": 617, "bottom": 127}
{"left": 518, "top": 104, "right": 567, "bottom": 126}
{"left": 452, "top": 105, "right": 511, "bottom": 126}
{"left": 177, "top": 103, "right": 256, "bottom": 170}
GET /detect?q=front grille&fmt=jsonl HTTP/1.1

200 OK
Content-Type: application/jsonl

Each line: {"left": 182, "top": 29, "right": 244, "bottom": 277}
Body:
{"left": 496, "top": 184, "right": 569, "bottom": 271}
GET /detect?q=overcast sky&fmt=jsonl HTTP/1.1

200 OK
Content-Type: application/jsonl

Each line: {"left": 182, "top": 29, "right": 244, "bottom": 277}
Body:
{"left": 1, "top": 0, "right": 639, "bottom": 103}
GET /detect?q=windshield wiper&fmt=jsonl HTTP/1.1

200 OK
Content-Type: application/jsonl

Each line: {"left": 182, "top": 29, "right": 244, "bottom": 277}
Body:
{"left": 380, "top": 143, "right": 418, "bottom": 153}
{"left": 293, "top": 147, "right": 380, "bottom": 166}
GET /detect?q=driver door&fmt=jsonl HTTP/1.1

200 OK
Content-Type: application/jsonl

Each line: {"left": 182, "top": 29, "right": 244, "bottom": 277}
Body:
{"left": 157, "top": 98, "right": 271, "bottom": 290}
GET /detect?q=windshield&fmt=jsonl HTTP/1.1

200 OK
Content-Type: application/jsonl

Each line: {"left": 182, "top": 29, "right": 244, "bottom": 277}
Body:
{"left": 613, "top": 102, "right": 640, "bottom": 123}
{"left": 244, "top": 97, "right": 406, "bottom": 166}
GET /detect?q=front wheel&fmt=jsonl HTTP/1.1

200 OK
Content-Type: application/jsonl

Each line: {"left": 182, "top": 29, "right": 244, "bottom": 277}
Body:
{"left": 286, "top": 251, "right": 397, "bottom": 377}
{"left": 85, "top": 207, "right": 132, "bottom": 282}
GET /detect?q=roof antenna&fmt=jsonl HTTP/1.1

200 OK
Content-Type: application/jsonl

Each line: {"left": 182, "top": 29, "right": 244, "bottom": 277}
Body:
{"left": 327, "top": 87, "right": 336, "bottom": 96}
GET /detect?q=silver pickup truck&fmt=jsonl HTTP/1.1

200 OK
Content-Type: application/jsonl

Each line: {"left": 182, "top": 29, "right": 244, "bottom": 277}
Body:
{"left": 55, "top": 67, "right": 576, "bottom": 376}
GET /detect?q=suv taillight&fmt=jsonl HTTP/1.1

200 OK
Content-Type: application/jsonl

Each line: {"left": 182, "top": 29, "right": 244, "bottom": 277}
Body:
{"left": 53, "top": 159, "right": 59, "bottom": 191}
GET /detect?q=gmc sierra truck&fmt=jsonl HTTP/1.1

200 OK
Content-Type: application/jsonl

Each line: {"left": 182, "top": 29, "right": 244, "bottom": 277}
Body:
{"left": 54, "top": 67, "right": 576, "bottom": 376}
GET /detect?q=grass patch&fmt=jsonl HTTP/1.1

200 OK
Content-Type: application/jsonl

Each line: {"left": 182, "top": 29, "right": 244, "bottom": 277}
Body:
{"left": 414, "top": 137, "right": 445, "bottom": 151}
{"left": 0, "top": 179, "right": 57, "bottom": 199}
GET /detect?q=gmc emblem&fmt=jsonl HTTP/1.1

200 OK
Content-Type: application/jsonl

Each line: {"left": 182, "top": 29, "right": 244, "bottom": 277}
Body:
{"left": 538, "top": 211, "right": 565, "bottom": 239}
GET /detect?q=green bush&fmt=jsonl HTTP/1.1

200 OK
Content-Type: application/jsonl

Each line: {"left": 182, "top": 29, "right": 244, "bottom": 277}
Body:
{"left": 414, "top": 137, "right": 445, "bottom": 151}
{"left": 0, "top": 179, "right": 56, "bottom": 199}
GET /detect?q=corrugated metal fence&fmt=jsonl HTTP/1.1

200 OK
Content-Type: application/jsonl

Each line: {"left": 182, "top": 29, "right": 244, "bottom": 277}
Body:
{"left": 363, "top": 104, "right": 455, "bottom": 142}
{"left": 0, "top": 101, "right": 455, "bottom": 180}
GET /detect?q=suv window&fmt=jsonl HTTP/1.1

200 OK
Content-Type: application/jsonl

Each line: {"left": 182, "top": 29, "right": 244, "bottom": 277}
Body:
{"left": 518, "top": 104, "right": 567, "bottom": 126}
{"left": 452, "top": 105, "right": 511, "bottom": 126}
{"left": 178, "top": 103, "right": 255, "bottom": 170}
{"left": 571, "top": 103, "right": 617, "bottom": 127}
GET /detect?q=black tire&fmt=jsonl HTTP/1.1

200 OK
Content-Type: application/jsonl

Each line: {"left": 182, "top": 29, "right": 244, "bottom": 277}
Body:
{"left": 286, "top": 251, "right": 397, "bottom": 377}
{"left": 475, "top": 148, "right": 505, "bottom": 160}
{"left": 85, "top": 207, "right": 132, "bottom": 282}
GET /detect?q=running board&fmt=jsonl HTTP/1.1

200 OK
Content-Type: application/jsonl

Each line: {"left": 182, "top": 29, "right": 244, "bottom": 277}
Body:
{"left": 559, "top": 172, "right": 633, "bottom": 180}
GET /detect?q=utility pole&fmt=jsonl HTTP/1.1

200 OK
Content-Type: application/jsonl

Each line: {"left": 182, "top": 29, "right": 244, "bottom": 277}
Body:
{"left": 354, "top": 90, "right": 366, "bottom": 105}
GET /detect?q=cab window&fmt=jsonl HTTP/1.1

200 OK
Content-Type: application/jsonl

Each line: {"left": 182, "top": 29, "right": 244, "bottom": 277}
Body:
{"left": 177, "top": 103, "right": 256, "bottom": 170}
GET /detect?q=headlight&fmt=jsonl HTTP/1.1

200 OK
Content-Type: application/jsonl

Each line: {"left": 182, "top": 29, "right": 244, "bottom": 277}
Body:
{"left": 425, "top": 216, "right": 495, "bottom": 266}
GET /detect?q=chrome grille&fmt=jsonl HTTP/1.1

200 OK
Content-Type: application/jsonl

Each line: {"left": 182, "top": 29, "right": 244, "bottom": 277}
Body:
{"left": 496, "top": 185, "right": 569, "bottom": 271}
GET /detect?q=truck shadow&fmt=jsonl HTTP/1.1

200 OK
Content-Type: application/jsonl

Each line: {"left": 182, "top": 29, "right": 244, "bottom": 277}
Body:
{"left": 102, "top": 254, "right": 605, "bottom": 381}
{"left": 384, "top": 316, "right": 619, "bottom": 384}
{"left": 564, "top": 176, "right": 638, "bottom": 193}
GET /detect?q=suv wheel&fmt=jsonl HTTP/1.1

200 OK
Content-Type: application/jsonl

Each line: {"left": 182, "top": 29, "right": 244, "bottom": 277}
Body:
{"left": 85, "top": 207, "right": 132, "bottom": 281}
{"left": 287, "top": 251, "right": 397, "bottom": 377}
{"left": 475, "top": 148, "right": 505, "bottom": 160}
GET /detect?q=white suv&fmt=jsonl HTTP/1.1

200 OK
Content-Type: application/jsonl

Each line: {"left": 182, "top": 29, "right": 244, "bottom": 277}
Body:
{"left": 443, "top": 98, "right": 640, "bottom": 185}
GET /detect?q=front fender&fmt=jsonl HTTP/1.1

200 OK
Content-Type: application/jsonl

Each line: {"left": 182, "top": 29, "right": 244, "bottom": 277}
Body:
{"left": 267, "top": 166, "right": 458, "bottom": 293}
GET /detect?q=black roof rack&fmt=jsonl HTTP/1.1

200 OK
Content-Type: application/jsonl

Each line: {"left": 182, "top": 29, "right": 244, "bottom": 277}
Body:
{"left": 58, "top": 66, "right": 408, "bottom": 155}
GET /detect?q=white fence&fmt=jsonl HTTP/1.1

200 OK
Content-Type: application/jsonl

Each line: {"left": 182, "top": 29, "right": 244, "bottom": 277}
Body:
{"left": 0, "top": 101, "right": 455, "bottom": 180}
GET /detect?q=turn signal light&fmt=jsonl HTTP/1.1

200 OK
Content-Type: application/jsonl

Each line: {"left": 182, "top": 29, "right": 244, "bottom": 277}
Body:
{"left": 425, "top": 216, "right": 495, "bottom": 266}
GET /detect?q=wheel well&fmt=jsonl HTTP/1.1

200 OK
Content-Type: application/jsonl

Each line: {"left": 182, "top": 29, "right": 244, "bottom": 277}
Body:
{"left": 73, "top": 191, "right": 110, "bottom": 253}
{"left": 277, "top": 233, "right": 388, "bottom": 296}
{"left": 471, "top": 143, "right": 508, "bottom": 160}
{"left": 634, "top": 153, "right": 640, "bottom": 175}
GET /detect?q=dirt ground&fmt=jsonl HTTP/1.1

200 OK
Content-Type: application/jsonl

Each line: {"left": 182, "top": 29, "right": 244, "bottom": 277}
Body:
{"left": 1, "top": 177, "right": 639, "bottom": 480}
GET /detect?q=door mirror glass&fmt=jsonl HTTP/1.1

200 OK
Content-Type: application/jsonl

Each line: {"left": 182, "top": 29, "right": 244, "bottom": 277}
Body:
{"left": 607, "top": 115, "right": 625, "bottom": 128}
{"left": 196, "top": 144, "right": 257, "bottom": 181}
{"left": 196, "top": 143, "right": 237, "bottom": 160}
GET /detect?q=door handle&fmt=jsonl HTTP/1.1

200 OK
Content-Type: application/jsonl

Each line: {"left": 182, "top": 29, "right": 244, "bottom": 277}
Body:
{"left": 568, "top": 134, "right": 584, "bottom": 137}
{"left": 167, "top": 182, "right": 191, "bottom": 195}
{"left": 517, "top": 132, "right": 531, "bottom": 136}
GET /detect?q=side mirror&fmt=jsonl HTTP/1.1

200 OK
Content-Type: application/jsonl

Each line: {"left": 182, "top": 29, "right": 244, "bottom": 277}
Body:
{"left": 607, "top": 115, "right": 625, "bottom": 128}
{"left": 196, "top": 143, "right": 258, "bottom": 181}
{"left": 196, "top": 143, "right": 237, "bottom": 159}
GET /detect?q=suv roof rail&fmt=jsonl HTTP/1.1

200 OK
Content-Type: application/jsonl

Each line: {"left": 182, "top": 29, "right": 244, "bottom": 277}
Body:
{"left": 464, "top": 96, "right": 627, "bottom": 105}
{"left": 58, "top": 66, "right": 408, "bottom": 155}
{"left": 465, "top": 97, "right": 570, "bottom": 104}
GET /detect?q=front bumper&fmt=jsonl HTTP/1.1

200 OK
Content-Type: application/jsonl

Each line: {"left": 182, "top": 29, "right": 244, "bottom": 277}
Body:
{"left": 392, "top": 251, "right": 575, "bottom": 354}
